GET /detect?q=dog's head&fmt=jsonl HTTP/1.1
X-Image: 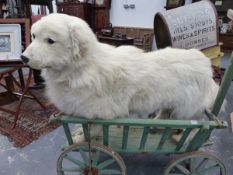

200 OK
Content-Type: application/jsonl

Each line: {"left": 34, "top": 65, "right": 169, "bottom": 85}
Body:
{"left": 21, "top": 13, "right": 97, "bottom": 70}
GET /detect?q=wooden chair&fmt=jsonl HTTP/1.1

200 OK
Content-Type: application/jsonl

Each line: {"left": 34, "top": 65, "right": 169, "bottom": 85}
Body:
{"left": 0, "top": 65, "right": 46, "bottom": 128}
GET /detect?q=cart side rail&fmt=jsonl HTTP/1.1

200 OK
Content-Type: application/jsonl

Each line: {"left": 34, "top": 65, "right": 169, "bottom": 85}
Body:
{"left": 50, "top": 115, "right": 227, "bottom": 153}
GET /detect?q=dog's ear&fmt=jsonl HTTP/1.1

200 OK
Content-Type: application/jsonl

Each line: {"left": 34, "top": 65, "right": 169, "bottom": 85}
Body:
{"left": 68, "top": 20, "right": 94, "bottom": 60}
{"left": 68, "top": 22, "right": 82, "bottom": 60}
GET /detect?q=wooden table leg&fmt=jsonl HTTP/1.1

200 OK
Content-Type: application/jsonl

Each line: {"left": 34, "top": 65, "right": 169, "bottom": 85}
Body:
{"left": 12, "top": 69, "right": 46, "bottom": 128}
{"left": 17, "top": 68, "right": 25, "bottom": 88}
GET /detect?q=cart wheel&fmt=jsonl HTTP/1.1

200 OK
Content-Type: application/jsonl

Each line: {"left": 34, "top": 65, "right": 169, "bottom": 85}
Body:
{"left": 57, "top": 142, "right": 126, "bottom": 175}
{"left": 164, "top": 151, "right": 226, "bottom": 175}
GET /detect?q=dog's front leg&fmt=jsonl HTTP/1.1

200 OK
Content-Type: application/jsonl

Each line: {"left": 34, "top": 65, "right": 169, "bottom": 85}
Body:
{"left": 150, "top": 109, "right": 172, "bottom": 134}
{"left": 154, "top": 109, "right": 172, "bottom": 119}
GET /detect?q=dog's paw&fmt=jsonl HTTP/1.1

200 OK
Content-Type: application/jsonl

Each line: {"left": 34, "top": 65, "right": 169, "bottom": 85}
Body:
{"left": 72, "top": 127, "right": 85, "bottom": 143}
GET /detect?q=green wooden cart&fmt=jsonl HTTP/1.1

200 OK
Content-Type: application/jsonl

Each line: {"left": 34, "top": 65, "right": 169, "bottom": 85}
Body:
{"left": 50, "top": 53, "right": 233, "bottom": 175}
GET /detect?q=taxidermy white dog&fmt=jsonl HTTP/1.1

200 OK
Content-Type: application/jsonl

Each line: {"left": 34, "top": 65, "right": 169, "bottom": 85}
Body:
{"left": 21, "top": 13, "right": 219, "bottom": 141}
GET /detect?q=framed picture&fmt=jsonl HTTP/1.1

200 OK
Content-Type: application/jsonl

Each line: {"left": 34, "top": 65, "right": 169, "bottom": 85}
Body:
{"left": 166, "top": 0, "right": 185, "bottom": 9}
{"left": 0, "top": 24, "right": 22, "bottom": 62}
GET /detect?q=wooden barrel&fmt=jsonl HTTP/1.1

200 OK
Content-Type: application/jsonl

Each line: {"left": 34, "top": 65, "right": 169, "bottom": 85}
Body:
{"left": 154, "top": 0, "right": 218, "bottom": 50}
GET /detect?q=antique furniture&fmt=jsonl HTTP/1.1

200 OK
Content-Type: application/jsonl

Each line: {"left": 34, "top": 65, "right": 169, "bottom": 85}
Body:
{"left": 212, "top": 0, "right": 233, "bottom": 51}
{"left": 219, "top": 33, "right": 233, "bottom": 51}
{"left": 0, "top": 65, "right": 46, "bottom": 128}
{"left": 56, "top": 0, "right": 111, "bottom": 32}
{"left": 113, "top": 27, "right": 154, "bottom": 51}
{"left": 57, "top": 2, "right": 92, "bottom": 27}
{"left": 93, "top": 0, "right": 111, "bottom": 32}
{"left": 0, "top": 18, "right": 46, "bottom": 128}
{"left": 97, "top": 35, "right": 134, "bottom": 47}
{"left": 50, "top": 53, "right": 233, "bottom": 175}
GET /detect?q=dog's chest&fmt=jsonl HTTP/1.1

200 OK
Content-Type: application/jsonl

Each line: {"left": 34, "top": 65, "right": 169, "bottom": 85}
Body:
{"left": 46, "top": 81, "right": 98, "bottom": 115}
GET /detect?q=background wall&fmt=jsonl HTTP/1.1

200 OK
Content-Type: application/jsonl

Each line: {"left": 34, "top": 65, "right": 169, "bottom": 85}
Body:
{"left": 110, "top": 0, "right": 166, "bottom": 28}
{"left": 110, "top": 0, "right": 192, "bottom": 28}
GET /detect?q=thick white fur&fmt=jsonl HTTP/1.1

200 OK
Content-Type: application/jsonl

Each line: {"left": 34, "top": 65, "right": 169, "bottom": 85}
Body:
{"left": 23, "top": 14, "right": 219, "bottom": 139}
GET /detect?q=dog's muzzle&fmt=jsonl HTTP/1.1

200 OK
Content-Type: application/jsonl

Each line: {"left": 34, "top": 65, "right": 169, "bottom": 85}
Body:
{"left": 20, "top": 55, "right": 30, "bottom": 64}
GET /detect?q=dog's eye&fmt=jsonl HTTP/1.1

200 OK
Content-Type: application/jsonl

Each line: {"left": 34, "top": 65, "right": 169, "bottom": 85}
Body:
{"left": 32, "top": 34, "right": 35, "bottom": 39}
{"left": 47, "top": 38, "right": 55, "bottom": 44}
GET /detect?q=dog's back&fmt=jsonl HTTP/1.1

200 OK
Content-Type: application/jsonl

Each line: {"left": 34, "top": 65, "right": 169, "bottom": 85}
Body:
{"left": 125, "top": 47, "right": 218, "bottom": 120}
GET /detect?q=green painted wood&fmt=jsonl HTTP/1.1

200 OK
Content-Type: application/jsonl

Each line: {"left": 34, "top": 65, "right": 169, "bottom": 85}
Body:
{"left": 92, "top": 149, "right": 100, "bottom": 166}
{"left": 62, "top": 123, "right": 73, "bottom": 145}
{"left": 64, "top": 154, "right": 85, "bottom": 168}
{"left": 79, "top": 148, "right": 88, "bottom": 163}
{"left": 139, "top": 127, "right": 150, "bottom": 150}
{"left": 57, "top": 143, "right": 127, "bottom": 175}
{"left": 92, "top": 150, "right": 100, "bottom": 166}
{"left": 196, "top": 158, "right": 209, "bottom": 171}
{"left": 175, "top": 164, "right": 190, "bottom": 174}
{"left": 164, "top": 151, "right": 226, "bottom": 175}
{"left": 175, "top": 128, "right": 193, "bottom": 151}
{"left": 62, "top": 167, "right": 81, "bottom": 172}
{"left": 94, "top": 126, "right": 177, "bottom": 153}
{"left": 205, "top": 110, "right": 217, "bottom": 121}
{"left": 52, "top": 116, "right": 228, "bottom": 129}
{"left": 186, "top": 128, "right": 212, "bottom": 152}
{"left": 97, "top": 159, "right": 115, "bottom": 169}
{"left": 103, "top": 125, "right": 109, "bottom": 146}
{"left": 122, "top": 126, "right": 129, "bottom": 149}
{"left": 82, "top": 124, "right": 89, "bottom": 141}
{"left": 157, "top": 128, "right": 171, "bottom": 150}
{"left": 51, "top": 110, "right": 227, "bottom": 154}
{"left": 212, "top": 53, "right": 233, "bottom": 116}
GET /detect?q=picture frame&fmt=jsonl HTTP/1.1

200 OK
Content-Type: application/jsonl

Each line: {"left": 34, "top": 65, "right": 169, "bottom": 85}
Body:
{"left": 0, "top": 24, "right": 22, "bottom": 62}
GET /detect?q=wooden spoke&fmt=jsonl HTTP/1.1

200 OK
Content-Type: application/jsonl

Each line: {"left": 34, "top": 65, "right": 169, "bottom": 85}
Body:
{"left": 79, "top": 147, "right": 89, "bottom": 163}
{"left": 62, "top": 167, "right": 82, "bottom": 172}
{"left": 97, "top": 159, "right": 115, "bottom": 169}
{"left": 64, "top": 153, "right": 85, "bottom": 168}
{"left": 92, "top": 150, "right": 100, "bottom": 166}
{"left": 175, "top": 164, "right": 190, "bottom": 174}
{"left": 57, "top": 142, "right": 126, "bottom": 175}
{"left": 195, "top": 158, "right": 209, "bottom": 171}
{"left": 164, "top": 151, "right": 226, "bottom": 175}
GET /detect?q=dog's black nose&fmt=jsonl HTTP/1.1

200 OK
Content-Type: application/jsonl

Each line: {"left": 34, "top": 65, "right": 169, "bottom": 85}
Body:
{"left": 20, "top": 55, "right": 29, "bottom": 63}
